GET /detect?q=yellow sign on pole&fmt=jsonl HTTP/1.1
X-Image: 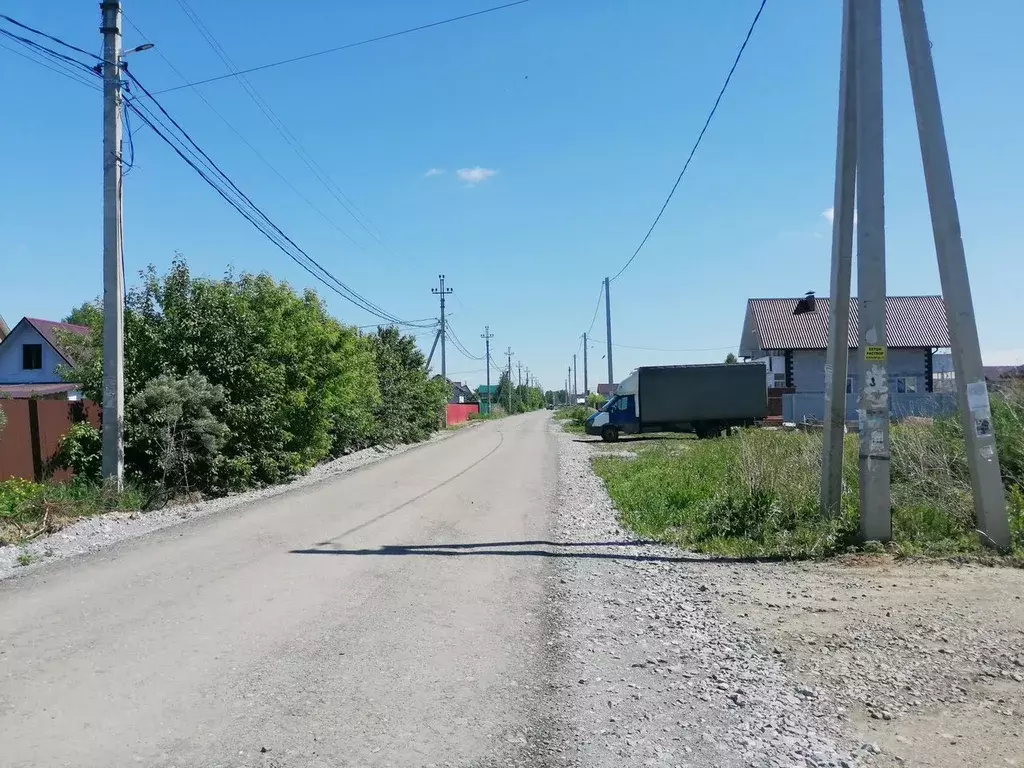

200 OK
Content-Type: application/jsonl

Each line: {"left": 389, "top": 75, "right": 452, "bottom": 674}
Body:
{"left": 864, "top": 345, "right": 887, "bottom": 361}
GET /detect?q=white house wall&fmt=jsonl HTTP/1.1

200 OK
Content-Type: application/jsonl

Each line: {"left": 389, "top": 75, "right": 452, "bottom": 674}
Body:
{"left": 792, "top": 348, "right": 927, "bottom": 393}
{"left": 0, "top": 324, "right": 70, "bottom": 384}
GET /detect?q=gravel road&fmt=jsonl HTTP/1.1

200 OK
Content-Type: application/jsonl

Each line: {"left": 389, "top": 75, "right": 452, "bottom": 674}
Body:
{"left": 1, "top": 411, "right": 1020, "bottom": 767}
{"left": 0, "top": 430, "right": 455, "bottom": 581}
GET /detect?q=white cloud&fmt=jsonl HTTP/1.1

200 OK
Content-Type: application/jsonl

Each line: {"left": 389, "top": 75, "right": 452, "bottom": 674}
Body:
{"left": 424, "top": 168, "right": 445, "bottom": 177}
{"left": 456, "top": 166, "right": 497, "bottom": 185}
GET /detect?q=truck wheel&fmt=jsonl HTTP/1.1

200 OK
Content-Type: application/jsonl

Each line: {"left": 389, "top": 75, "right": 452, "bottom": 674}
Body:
{"left": 601, "top": 425, "right": 620, "bottom": 443}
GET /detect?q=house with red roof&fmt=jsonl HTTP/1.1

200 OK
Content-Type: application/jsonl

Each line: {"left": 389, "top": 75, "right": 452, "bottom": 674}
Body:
{"left": 0, "top": 317, "right": 92, "bottom": 399}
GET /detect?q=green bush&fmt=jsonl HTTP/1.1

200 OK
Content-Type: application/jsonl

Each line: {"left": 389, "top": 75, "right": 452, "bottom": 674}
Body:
{"left": 51, "top": 422, "right": 102, "bottom": 482}
{"left": 586, "top": 393, "right": 607, "bottom": 409}
{"left": 63, "top": 258, "right": 445, "bottom": 495}
{"left": 127, "top": 373, "right": 229, "bottom": 496}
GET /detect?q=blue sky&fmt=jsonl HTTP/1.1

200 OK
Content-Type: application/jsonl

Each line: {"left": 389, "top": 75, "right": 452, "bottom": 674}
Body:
{"left": 2, "top": 0, "right": 1022, "bottom": 392}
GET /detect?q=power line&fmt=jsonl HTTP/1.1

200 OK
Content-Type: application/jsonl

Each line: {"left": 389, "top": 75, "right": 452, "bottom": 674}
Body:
{"left": 122, "top": 13, "right": 387, "bottom": 260}
{"left": 159, "top": 1, "right": 395, "bottom": 259}
{"left": 153, "top": 0, "right": 536, "bottom": 94}
{"left": 0, "top": 14, "right": 103, "bottom": 62}
{"left": 589, "top": 339, "right": 736, "bottom": 353}
{"left": 0, "top": 36, "right": 100, "bottom": 91}
{"left": 584, "top": 283, "right": 604, "bottom": 336}
{"left": 122, "top": 71, "right": 416, "bottom": 325}
{"left": 609, "top": 0, "right": 768, "bottom": 282}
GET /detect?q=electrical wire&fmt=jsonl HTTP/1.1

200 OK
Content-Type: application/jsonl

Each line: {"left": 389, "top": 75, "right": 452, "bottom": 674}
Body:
{"left": 447, "top": 324, "right": 484, "bottom": 360}
{"left": 124, "top": 70, "right": 415, "bottom": 324}
{"left": 122, "top": 14, "right": 387, "bottom": 262}
{"left": 0, "top": 14, "right": 103, "bottom": 62}
{"left": 0, "top": 37, "right": 100, "bottom": 91}
{"left": 153, "top": 0, "right": 535, "bottom": 94}
{"left": 159, "top": 1, "right": 395, "bottom": 260}
{"left": 122, "top": 77, "right": 419, "bottom": 325}
{"left": 584, "top": 283, "right": 604, "bottom": 336}
{"left": 609, "top": 0, "right": 768, "bottom": 282}
{"left": 589, "top": 339, "right": 737, "bottom": 353}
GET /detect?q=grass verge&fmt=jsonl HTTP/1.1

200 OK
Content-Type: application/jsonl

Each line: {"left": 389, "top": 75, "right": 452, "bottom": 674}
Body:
{"left": 592, "top": 388, "right": 1024, "bottom": 559}
{"left": 0, "top": 478, "right": 145, "bottom": 547}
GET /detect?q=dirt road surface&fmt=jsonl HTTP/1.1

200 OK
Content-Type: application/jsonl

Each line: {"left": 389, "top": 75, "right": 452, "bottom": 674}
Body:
{"left": 2, "top": 411, "right": 1021, "bottom": 767}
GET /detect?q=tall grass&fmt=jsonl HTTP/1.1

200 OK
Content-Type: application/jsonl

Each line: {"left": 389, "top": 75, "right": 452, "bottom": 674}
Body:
{"left": 0, "top": 479, "right": 144, "bottom": 546}
{"left": 593, "top": 384, "right": 1024, "bottom": 558}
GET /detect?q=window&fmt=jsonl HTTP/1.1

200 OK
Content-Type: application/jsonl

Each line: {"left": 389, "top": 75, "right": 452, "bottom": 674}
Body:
{"left": 22, "top": 343, "right": 42, "bottom": 370}
{"left": 617, "top": 397, "right": 630, "bottom": 411}
{"left": 770, "top": 372, "right": 786, "bottom": 388}
{"left": 846, "top": 375, "right": 857, "bottom": 394}
{"left": 894, "top": 376, "right": 917, "bottom": 394}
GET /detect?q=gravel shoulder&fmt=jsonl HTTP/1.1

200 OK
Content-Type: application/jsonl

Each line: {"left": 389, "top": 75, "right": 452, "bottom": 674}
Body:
{"left": 0, "top": 429, "right": 459, "bottom": 581}
{"left": 551, "top": 422, "right": 1024, "bottom": 768}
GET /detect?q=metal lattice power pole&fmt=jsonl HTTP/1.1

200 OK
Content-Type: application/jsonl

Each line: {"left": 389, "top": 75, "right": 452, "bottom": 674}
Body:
{"left": 101, "top": 0, "right": 125, "bottom": 488}
{"left": 431, "top": 275, "right": 453, "bottom": 384}
{"left": 604, "top": 277, "right": 614, "bottom": 386}
{"left": 898, "top": 0, "right": 1009, "bottom": 549}
{"left": 820, "top": 0, "right": 858, "bottom": 518}
{"left": 582, "top": 332, "right": 589, "bottom": 395}
{"left": 481, "top": 325, "right": 493, "bottom": 414}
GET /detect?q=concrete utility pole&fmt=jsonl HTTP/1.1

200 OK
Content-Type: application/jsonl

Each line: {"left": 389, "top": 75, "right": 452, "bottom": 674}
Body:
{"left": 604, "top": 277, "right": 614, "bottom": 387}
{"left": 426, "top": 328, "right": 441, "bottom": 369}
{"left": 481, "top": 325, "right": 493, "bottom": 414}
{"left": 898, "top": 0, "right": 1009, "bottom": 548}
{"left": 431, "top": 275, "right": 453, "bottom": 385}
{"left": 582, "top": 332, "right": 589, "bottom": 395}
{"left": 101, "top": 0, "right": 125, "bottom": 488}
{"left": 854, "top": 0, "right": 891, "bottom": 542}
{"left": 567, "top": 367, "right": 572, "bottom": 406}
{"left": 572, "top": 354, "right": 577, "bottom": 403}
{"left": 821, "top": 0, "right": 858, "bottom": 518}
{"left": 505, "top": 347, "right": 514, "bottom": 413}
{"left": 517, "top": 361, "right": 523, "bottom": 388}
{"left": 818, "top": 0, "right": 1010, "bottom": 549}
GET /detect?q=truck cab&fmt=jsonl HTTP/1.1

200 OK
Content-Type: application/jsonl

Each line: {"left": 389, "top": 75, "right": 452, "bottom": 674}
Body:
{"left": 585, "top": 394, "right": 637, "bottom": 441}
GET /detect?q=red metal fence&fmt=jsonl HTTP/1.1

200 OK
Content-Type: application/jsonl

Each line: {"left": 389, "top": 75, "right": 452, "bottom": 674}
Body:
{"left": 0, "top": 399, "right": 100, "bottom": 482}
{"left": 446, "top": 403, "right": 480, "bottom": 425}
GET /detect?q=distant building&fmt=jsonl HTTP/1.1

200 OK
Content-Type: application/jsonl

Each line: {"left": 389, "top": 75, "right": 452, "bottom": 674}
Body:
{"left": 738, "top": 296, "right": 953, "bottom": 421}
{"left": 597, "top": 383, "right": 618, "bottom": 396}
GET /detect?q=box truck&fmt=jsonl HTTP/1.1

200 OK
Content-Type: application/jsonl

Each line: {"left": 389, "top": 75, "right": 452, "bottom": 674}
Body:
{"left": 585, "top": 363, "right": 767, "bottom": 442}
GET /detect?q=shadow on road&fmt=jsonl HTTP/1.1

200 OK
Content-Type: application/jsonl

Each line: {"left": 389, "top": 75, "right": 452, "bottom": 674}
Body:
{"left": 289, "top": 539, "right": 783, "bottom": 565}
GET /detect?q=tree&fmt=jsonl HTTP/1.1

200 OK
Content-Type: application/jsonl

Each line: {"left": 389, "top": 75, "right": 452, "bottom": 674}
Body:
{"left": 724, "top": 352, "right": 738, "bottom": 364}
{"left": 64, "top": 300, "right": 103, "bottom": 328}
{"left": 64, "top": 257, "right": 445, "bottom": 495}
{"left": 371, "top": 326, "right": 449, "bottom": 444}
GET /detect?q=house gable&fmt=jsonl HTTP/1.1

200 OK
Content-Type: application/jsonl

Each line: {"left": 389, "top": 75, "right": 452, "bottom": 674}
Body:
{"left": 0, "top": 318, "right": 87, "bottom": 385}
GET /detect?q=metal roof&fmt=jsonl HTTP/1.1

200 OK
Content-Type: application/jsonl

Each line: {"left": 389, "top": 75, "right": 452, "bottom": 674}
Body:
{"left": 743, "top": 296, "right": 949, "bottom": 353}
{"left": 0, "top": 382, "right": 82, "bottom": 398}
